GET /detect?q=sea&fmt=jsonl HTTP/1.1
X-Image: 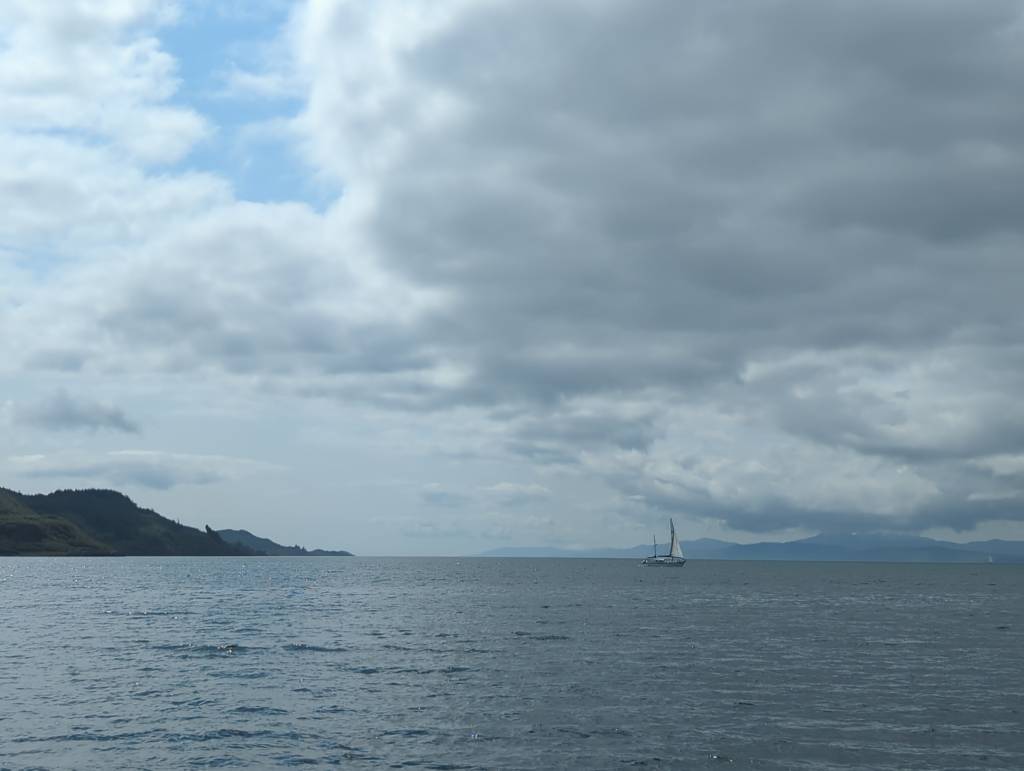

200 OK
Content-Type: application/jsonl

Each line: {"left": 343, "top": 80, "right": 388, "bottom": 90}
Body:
{"left": 1, "top": 558, "right": 1022, "bottom": 770}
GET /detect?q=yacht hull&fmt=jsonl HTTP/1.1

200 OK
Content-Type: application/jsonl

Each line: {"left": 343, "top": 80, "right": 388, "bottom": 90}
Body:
{"left": 640, "top": 519, "right": 687, "bottom": 566}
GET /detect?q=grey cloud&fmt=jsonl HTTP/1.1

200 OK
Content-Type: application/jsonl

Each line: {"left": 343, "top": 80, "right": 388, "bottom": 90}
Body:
{"left": 19, "top": 461, "right": 221, "bottom": 491}
{"left": 419, "top": 484, "right": 470, "bottom": 509}
{"left": 11, "top": 451, "right": 271, "bottom": 491}
{"left": 17, "top": 390, "right": 139, "bottom": 433}
{"left": 593, "top": 429, "right": 1024, "bottom": 535}
{"left": 480, "top": 482, "right": 551, "bottom": 509}
{"left": 502, "top": 440, "right": 578, "bottom": 468}
{"left": 419, "top": 481, "right": 551, "bottom": 511}
{"left": 508, "top": 408, "right": 662, "bottom": 462}
{"left": 348, "top": 0, "right": 1024, "bottom": 411}
{"left": 355, "top": 1, "right": 1024, "bottom": 534}
{"left": 747, "top": 352, "right": 1024, "bottom": 465}
{"left": 607, "top": 460, "right": 949, "bottom": 536}
{"left": 8, "top": 1, "right": 1024, "bottom": 540}
{"left": 84, "top": 204, "right": 436, "bottom": 383}
{"left": 780, "top": 396, "right": 1024, "bottom": 464}
{"left": 43, "top": 1, "right": 1024, "bottom": 411}
{"left": 798, "top": 160, "right": 1024, "bottom": 241}
{"left": 25, "top": 349, "right": 88, "bottom": 372}
{"left": 158, "top": 1, "right": 1024, "bottom": 533}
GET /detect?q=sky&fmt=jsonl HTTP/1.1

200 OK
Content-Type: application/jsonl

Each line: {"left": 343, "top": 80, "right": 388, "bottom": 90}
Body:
{"left": 3, "top": 0, "right": 1024, "bottom": 556}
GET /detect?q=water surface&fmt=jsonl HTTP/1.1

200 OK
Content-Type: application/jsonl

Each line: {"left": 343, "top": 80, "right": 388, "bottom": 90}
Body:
{"left": 1, "top": 558, "right": 1022, "bottom": 769}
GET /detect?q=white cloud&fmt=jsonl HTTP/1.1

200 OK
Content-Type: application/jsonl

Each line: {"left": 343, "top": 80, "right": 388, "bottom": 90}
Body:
{"left": 0, "top": 135, "right": 230, "bottom": 259}
{"left": 4, "top": 1, "right": 1024, "bottom": 549}
{"left": 8, "top": 198, "right": 446, "bottom": 385}
{"left": 0, "top": 0, "right": 206, "bottom": 164}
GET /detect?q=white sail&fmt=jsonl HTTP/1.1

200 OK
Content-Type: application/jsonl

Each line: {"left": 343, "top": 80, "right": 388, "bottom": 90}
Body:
{"left": 640, "top": 518, "right": 686, "bottom": 566}
{"left": 669, "top": 518, "right": 682, "bottom": 558}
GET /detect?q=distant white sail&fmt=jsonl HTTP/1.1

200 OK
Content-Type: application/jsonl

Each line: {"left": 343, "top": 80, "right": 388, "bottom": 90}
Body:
{"left": 669, "top": 518, "right": 682, "bottom": 558}
{"left": 640, "top": 518, "right": 686, "bottom": 566}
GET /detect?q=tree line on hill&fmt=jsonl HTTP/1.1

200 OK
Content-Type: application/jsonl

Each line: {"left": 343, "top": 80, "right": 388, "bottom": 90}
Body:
{"left": 0, "top": 487, "right": 351, "bottom": 557}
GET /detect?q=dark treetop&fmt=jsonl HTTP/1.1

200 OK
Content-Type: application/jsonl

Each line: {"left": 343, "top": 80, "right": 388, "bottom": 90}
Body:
{"left": 0, "top": 487, "right": 352, "bottom": 557}
{"left": 217, "top": 528, "right": 352, "bottom": 557}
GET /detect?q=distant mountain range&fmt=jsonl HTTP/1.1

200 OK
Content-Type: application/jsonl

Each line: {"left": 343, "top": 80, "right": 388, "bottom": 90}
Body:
{"left": 5, "top": 484, "right": 1019, "bottom": 563}
{"left": 482, "top": 533, "right": 1024, "bottom": 563}
{"left": 0, "top": 487, "right": 352, "bottom": 557}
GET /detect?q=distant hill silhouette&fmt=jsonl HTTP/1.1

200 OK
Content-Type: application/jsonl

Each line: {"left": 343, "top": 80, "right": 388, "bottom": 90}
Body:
{"left": 1, "top": 488, "right": 115, "bottom": 556}
{"left": 0, "top": 487, "right": 350, "bottom": 557}
{"left": 1, "top": 487, "right": 255, "bottom": 556}
{"left": 482, "top": 533, "right": 1024, "bottom": 563}
{"left": 218, "top": 529, "right": 352, "bottom": 556}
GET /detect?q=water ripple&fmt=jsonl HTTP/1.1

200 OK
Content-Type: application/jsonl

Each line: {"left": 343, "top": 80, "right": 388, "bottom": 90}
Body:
{"left": 1, "top": 557, "right": 1022, "bottom": 770}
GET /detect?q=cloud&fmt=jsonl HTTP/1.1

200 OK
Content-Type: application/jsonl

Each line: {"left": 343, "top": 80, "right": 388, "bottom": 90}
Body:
{"left": 0, "top": 0, "right": 207, "bottom": 164}
{"left": 419, "top": 483, "right": 470, "bottom": 509}
{"left": 418, "top": 480, "right": 552, "bottom": 512}
{"left": 3, "top": 1, "right": 1024, "bottom": 543}
{"left": 973, "top": 454, "right": 1024, "bottom": 479}
{"left": 8, "top": 450, "right": 276, "bottom": 491}
{"left": 480, "top": 482, "right": 551, "bottom": 508}
{"left": 280, "top": 0, "right": 1024, "bottom": 533}
{"left": 0, "top": 132, "right": 229, "bottom": 258}
{"left": 16, "top": 391, "right": 140, "bottom": 433}
{"left": 507, "top": 401, "right": 662, "bottom": 462}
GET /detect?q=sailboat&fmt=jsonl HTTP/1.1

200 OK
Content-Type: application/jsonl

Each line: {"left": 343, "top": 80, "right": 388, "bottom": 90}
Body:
{"left": 640, "top": 518, "right": 686, "bottom": 566}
